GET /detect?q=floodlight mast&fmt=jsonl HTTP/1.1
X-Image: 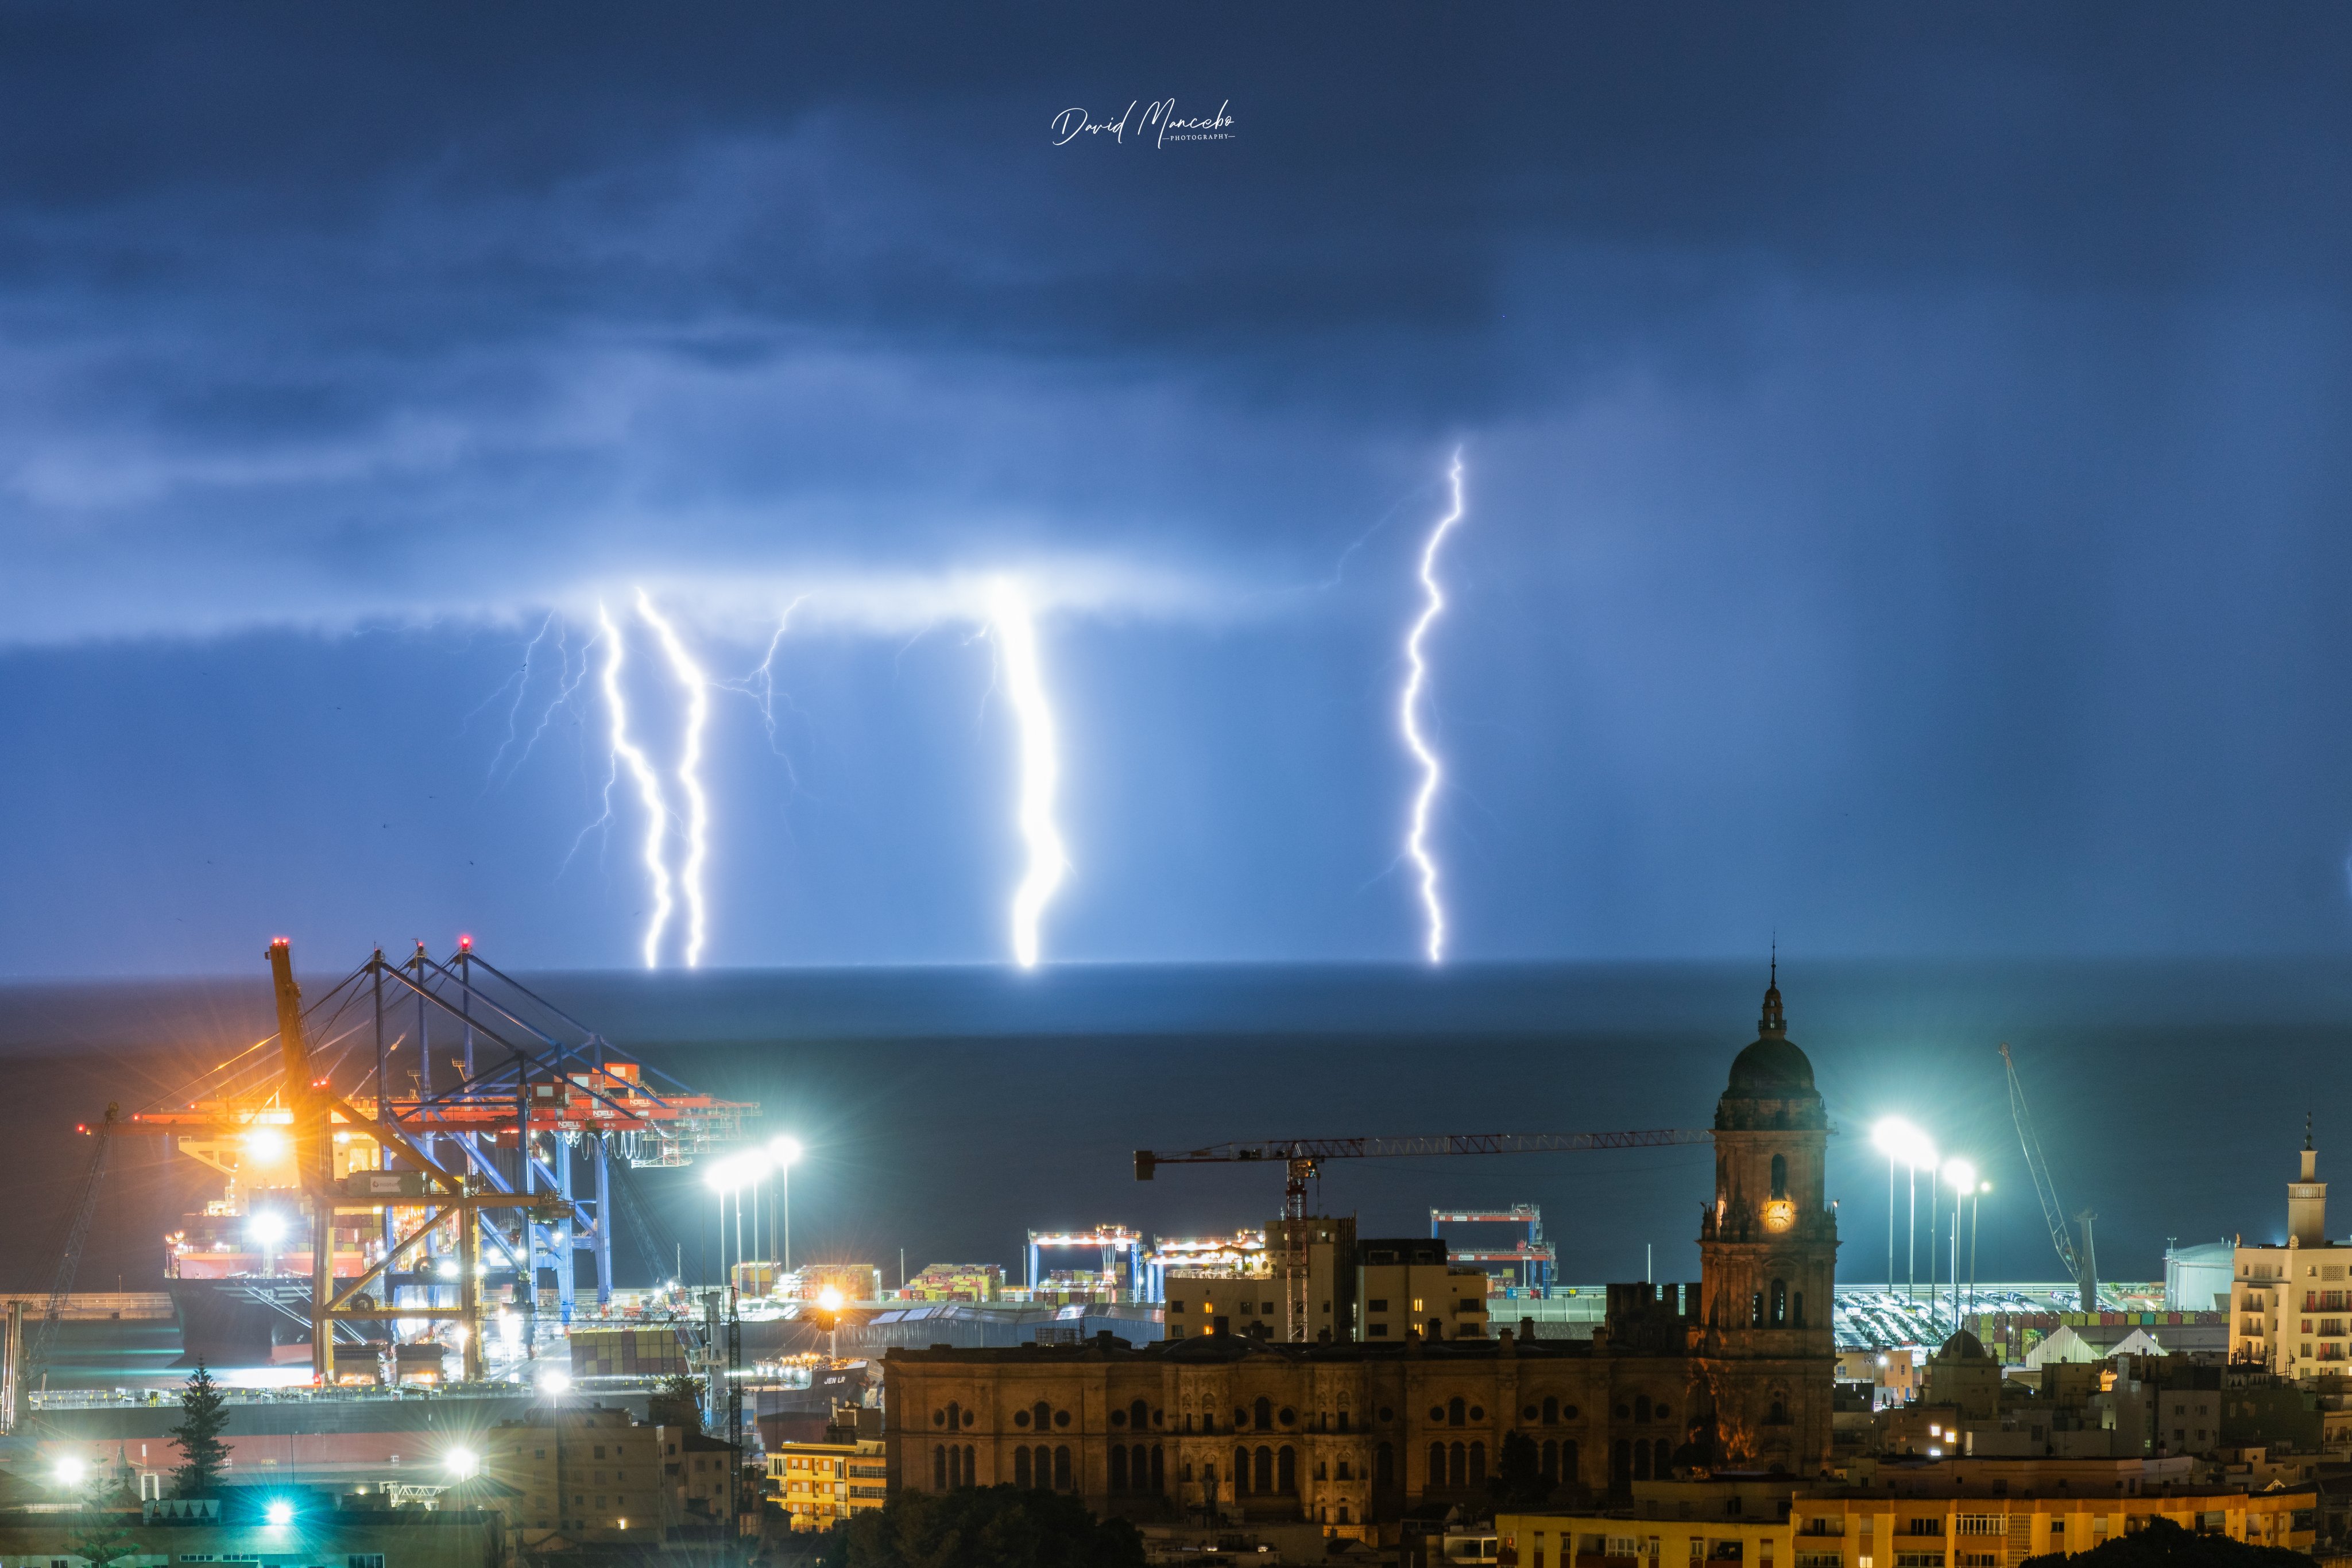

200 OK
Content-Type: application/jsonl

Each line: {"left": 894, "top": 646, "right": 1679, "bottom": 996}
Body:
{"left": 2000, "top": 1042, "right": 2095, "bottom": 1313}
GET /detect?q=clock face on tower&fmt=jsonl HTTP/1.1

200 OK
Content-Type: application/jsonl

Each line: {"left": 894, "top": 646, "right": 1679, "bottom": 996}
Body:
{"left": 1762, "top": 1199, "right": 1796, "bottom": 1233}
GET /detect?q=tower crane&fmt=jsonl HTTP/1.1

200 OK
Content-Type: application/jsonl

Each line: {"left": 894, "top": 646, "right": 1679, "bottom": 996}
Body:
{"left": 1999, "top": 1043, "right": 2097, "bottom": 1313}
{"left": 1135, "top": 1128, "right": 1711, "bottom": 1340}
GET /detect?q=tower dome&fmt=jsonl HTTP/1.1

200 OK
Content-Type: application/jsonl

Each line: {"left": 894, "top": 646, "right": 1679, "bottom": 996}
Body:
{"left": 1723, "top": 958, "right": 1818, "bottom": 1101}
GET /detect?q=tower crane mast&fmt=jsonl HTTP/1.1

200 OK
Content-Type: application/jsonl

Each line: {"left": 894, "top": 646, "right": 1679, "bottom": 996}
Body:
{"left": 2000, "top": 1042, "right": 2097, "bottom": 1313}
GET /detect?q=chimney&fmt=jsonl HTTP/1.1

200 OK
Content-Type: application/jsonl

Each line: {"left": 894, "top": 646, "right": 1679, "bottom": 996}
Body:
{"left": 2290, "top": 1117, "right": 2327, "bottom": 1248}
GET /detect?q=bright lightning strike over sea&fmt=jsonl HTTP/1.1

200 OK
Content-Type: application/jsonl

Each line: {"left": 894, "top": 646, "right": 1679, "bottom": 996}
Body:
{"left": 596, "top": 602, "right": 676, "bottom": 970}
{"left": 636, "top": 590, "right": 713, "bottom": 969}
{"left": 991, "top": 579, "right": 1068, "bottom": 969}
{"left": 1399, "top": 450, "right": 1467, "bottom": 964}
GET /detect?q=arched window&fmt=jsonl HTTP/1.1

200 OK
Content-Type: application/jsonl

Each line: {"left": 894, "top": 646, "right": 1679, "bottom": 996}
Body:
{"left": 1541, "top": 1439, "right": 1558, "bottom": 1484}
{"left": 1034, "top": 1445, "right": 1050, "bottom": 1488}
{"left": 1053, "top": 1446, "right": 1071, "bottom": 1490}
{"left": 1655, "top": 1438, "right": 1673, "bottom": 1478}
{"left": 1151, "top": 1446, "right": 1165, "bottom": 1493}
{"left": 1562, "top": 1438, "right": 1578, "bottom": 1483}
{"left": 1633, "top": 1441, "right": 1650, "bottom": 1481}
{"left": 964, "top": 1445, "right": 975, "bottom": 1484}
{"left": 1429, "top": 1318, "right": 1444, "bottom": 1339}
{"left": 1339, "top": 1505, "right": 1351, "bottom": 1524}
{"left": 945, "top": 1401, "right": 961, "bottom": 1434}
{"left": 1277, "top": 1446, "right": 1296, "bottom": 1493}
{"left": 1612, "top": 1439, "right": 1631, "bottom": 1490}
{"left": 1255, "top": 1396, "right": 1272, "bottom": 1431}
{"left": 1376, "top": 1442, "right": 1394, "bottom": 1490}
{"left": 1449, "top": 1441, "right": 1467, "bottom": 1488}
{"left": 1428, "top": 1442, "right": 1445, "bottom": 1487}
{"left": 1132, "top": 1398, "right": 1150, "bottom": 1431}
{"left": 1315, "top": 1460, "right": 1328, "bottom": 1482}
{"left": 1234, "top": 1447, "right": 1250, "bottom": 1495}
{"left": 1135, "top": 1445, "right": 1148, "bottom": 1492}
{"left": 1448, "top": 1396, "right": 1466, "bottom": 1427}
{"left": 1111, "top": 1446, "right": 1128, "bottom": 1492}
{"left": 1337, "top": 1458, "right": 1352, "bottom": 1480}
{"left": 1634, "top": 1394, "right": 1651, "bottom": 1423}
{"left": 1033, "top": 1400, "right": 1051, "bottom": 1432}
{"left": 1767, "top": 1400, "right": 1789, "bottom": 1426}
{"left": 933, "top": 1446, "right": 946, "bottom": 1490}
{"left": 1254, "top": 1446, "right": 1273, "bottom": 1493}
{"left": 1770, "top": 1152, "right": 1788, "bottom": 1199}
{"left": 1750, "top": 1291, "right": 1764, "bottom": 1327}
{"left": 1015, "top": 1447, "right": 1032, "bottom": 1488}
{"left": 1468, "top": 1442, "right": 1486, "bottom": 1488}
{"left": 1794, "top": 1292, "right": 1805, "bottom": 1327}
{"left": 1542, "top": 1395, "right": 1558, "bottom": 1424}
{"left": 1771, "top": 1278, "right": 1788, "bottom": 1326}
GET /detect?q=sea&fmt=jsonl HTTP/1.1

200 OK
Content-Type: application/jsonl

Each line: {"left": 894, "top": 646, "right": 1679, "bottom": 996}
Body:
{"left": 1, "top": 957, "right": 2346, "bottom": 1302}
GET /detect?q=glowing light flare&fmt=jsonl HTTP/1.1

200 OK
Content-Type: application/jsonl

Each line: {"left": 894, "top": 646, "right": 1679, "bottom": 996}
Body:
{"left": 242, "top": 1128, "right": 289, "bottom": 1163}
{"left": 597, "top": 603, "right": 676, "bottom": 969}
{"left": 1399, "top": 450, "right": 1467, "bottom": 964}
{"left": 637, "top": 589, "right": 713, "bottom": 968}
{"left": 990, "top": 579, "right": 1067, "bottom": 969}
{"left": 1871, "top": 1117, "right": 1936, "bottom": 1170}
{"left": 817, "top": 1286, "right": 845, "bottom": 1311}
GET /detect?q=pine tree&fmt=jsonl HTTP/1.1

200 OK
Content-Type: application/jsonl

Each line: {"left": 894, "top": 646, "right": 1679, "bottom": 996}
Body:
{"left": 649, "top": 1372, "right": 706, "bottom": 1435}
{"left": 167, "top": 1360, "right": 230, "bottom": 1499}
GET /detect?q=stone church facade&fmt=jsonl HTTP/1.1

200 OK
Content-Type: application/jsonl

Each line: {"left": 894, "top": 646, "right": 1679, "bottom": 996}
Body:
{"left": 881, "top": 978, "right": 1837, "bottom": 1523}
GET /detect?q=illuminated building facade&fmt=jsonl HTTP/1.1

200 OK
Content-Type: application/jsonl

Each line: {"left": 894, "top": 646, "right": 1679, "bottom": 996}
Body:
{"left": 883, "top": 981, "right": 1840, "bottom": 1523}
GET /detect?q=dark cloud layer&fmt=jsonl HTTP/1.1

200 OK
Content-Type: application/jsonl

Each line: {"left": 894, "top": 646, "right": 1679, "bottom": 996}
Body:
{"left": 3, "top": 4, "right": 2352, "bottom": 971}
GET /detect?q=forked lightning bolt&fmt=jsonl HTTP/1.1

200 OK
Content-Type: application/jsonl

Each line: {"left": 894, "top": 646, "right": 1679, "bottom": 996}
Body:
{"left": 595, "top": 602, "right": 676, "bottom": 969}
{"left": 991, "top": 579, "right": 1068, "bottom": 968}
{"left": 1399, "top": 450, "right": 1467, "bottom": 964}
{"left": 636, "top": 589, "right": 713, "bottom": 969}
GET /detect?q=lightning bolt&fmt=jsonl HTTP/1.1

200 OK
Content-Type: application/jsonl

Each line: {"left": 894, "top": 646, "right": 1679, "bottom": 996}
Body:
{"left": 636, "top": 589, "right": 713, "bottom": 969}
{"left": 990, "top": 579, "right": 1068, "bottom": 969}
{"left": 485, "top": 613, "right": 560, "bottom": 781}
{"left": 1399, "top": 450, "right": 1467, "bottom": 964}
{"left": 595, "top": 602, "right": 676, "bottom": 969}
{"left": 717, "top": 594, "right": 811, "bottom": 768}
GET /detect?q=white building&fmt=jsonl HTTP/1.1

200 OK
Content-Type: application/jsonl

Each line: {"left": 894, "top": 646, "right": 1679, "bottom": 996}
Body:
{"left": 2230, "top": 1132, "right": 2352, "bottom": 1376}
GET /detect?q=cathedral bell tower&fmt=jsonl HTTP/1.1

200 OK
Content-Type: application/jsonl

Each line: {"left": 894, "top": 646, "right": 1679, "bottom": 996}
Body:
{"left": 1695, "top": 963, "right": 1837, "bottom": 1475}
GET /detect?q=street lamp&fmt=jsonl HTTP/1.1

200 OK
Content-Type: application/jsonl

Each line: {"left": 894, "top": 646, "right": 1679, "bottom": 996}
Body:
{"left": 768, "top": 1136, "right": 803, "bottom": 1276}
{"left": 1871, "top": 1118, "right": 1935, "bottom": 1308}
{"left": 1943, "top": 1159, "right": 1975, "bottom": 1334}
{"left": 706, "top": 1154, "right": 743, "bottom": 1292}
{"left": 249, "top": 1209, "right": 288, "bottom": 1276}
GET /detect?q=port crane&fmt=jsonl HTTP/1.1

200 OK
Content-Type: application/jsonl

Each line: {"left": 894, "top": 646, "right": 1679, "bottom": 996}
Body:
{"left": 2000, "top": 1042, "right": 2098, "bottom": 1313}
{"left": 1135, "top": 1128, "right": 1711, "bottom": 1339}
{"left": 104, "top": 937, "right": 757, "bottom": 1387}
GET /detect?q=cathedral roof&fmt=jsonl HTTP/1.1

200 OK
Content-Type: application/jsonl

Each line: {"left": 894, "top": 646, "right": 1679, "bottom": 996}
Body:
{"left": 1937, "top": 1329, "right": 1990, "bottom": 1361}
{"left": 1723, "top": 959, "right": 1818, "bottom": 1099}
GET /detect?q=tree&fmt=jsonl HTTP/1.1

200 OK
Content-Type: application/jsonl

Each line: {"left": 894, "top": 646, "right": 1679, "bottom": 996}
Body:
{"left": 822, "top": 1486, "right": 1145, "bottom": 1568}
{"left": 649, "top": 1372, "right": 705, "bottom": 1435}
{"left": 1489, "top": 1431, "right": 1549, "bottom": 1509}
{"left": 65, "top": 1512, "right": 143, "bottom": 1568}
{"left": 65, "top": 1516, "right": 142, "bottom": 1568}
{"left": 2020, "top": 1517, "right": 2312, "bottom": 1568}
{"left": 167, "top": 1360, "right": 230, "bottom": 1498}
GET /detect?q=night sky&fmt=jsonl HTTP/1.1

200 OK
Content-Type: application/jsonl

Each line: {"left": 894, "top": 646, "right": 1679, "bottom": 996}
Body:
{"left": 9, "top": 6, "right": 2352, "bottom": 975}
